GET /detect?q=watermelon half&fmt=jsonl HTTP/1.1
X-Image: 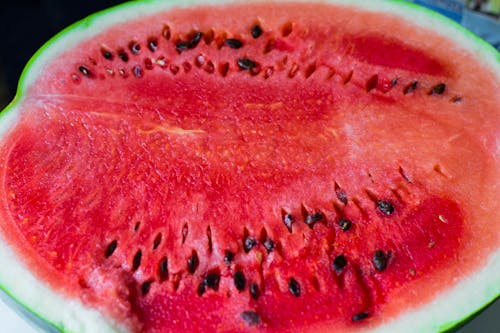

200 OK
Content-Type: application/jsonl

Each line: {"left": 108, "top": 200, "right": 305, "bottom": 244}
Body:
{"left": 0, "top": 0, "right": 499, "bottom": 332}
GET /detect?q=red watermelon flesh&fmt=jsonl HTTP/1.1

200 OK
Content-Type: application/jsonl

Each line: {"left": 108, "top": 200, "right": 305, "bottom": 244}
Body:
{"left": 0, "top": 1, "right": 499, "bottom": 332}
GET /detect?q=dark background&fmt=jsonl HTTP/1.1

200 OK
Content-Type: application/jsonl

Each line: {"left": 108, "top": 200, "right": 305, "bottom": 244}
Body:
{"left": 0, "top": 1, "right": 498, "bottom": 332}
{"left": 0, "top": 0, "right": 124, "bottom": 108}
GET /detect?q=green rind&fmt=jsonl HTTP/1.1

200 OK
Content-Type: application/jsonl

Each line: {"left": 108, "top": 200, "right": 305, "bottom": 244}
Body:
{"left": 0, "top": 1, "right": 498, "bottom": 333}
{"left": 441, "top": 298, "right": 499, "bottom": 333}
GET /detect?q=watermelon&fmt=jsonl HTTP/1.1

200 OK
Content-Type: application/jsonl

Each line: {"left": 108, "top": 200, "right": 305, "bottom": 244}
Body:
{"left": 0, "top": 0, "right": 499, "bottom": 332}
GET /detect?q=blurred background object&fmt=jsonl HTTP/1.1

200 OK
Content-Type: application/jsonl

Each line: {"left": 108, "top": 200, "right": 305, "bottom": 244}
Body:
{"left": 0, "top": 1, "right": 498, "bottom": 332}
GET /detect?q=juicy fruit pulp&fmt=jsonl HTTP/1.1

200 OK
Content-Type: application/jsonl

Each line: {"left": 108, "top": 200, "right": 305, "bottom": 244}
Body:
{"left": 0, "top": 1, "right": 499, "bottom": 332}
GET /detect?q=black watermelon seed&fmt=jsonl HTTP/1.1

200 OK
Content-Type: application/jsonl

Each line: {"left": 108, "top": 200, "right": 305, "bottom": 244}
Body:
{"left": 377, "top": 200, "right": 394, "bottom": 215}
{"left": 134, "top": 221, "right": 141, "bottom": 231}
{"left": 78, "top": 66, "right": 91, "bottom": 76}
{"left": 391, "top": 78, "right": 399, "bottom": 86}
{"left": 249, "top": 282, "right": 260, "bottom": 299}
{"left": 263, "top": 238, "right": 275, "bottom": 253}
{"left": 175, "top": 41, "right": 191, "bottom": 53}
{"left": 225, "top": 38, "right": 243, "bottom": 49}
{"left": 129, "top": 41, "right": 141, "bottom": 54}
{"left": 153, "top": 233, "right": 162, "bottom": 250}
{"left": 237, "top": 58, "right": 257, "bottom": 70}
{"left": 338, "top": 218, "right": 352, "bottom": 231}
{"left": 104, "top": 240, "right": 117, "bottom": 258}
{"left": 158, "top": 257, "right": 168, "bottom": 281}
{"left": 224, "top": 250, "right": 234, "bottom": 265}
{"left": 283, "top": 213, "right": 294, "bottom": 233}
{"left": 148, "top": 38, "right": 158, "bottom": 52}
{"left": 204, "top": 272, "right": 221, "bottom": 290}
{"left": 141, "top": 280, "right": 152, "bottom": 296}
{"left": 243, "top": 236, "right": 257, "bottom": 253}
{"left": 288, "top": 278, "right": 301, "bottom": 297}
{"left": 403, "top": 81, "right": 418, "bottom": 94}
{"left": 133, "top": 66, "right": 144, "bottom": 78}
{"left": 234, "top": 271, "right": 246, "bottom": 291}
{"left": 373, "top": 250, "right": 388, "bottom": 271}
{"left": 132, "top": 249, "right": 142, "bottom": 271}
{"left": 241, "top": 310, "right": 261, "bottom": 326}
{"left": 197, "top": 281, "right": 206, "bottom": 296}
{"left": 333, "top": 254, "right": 347, "bottom": 272}
{"left": 101, "top": 49, "right": 113, "bottom": 60}
{"left": 352, "top": 312, "right": 369, "bottom": 322}
{"left": 189, "top": 32, "right": 203, "bottom": 48}
{"left": 336, "top": 191, "right": 348, "bottom": 205}
{"left": 335, "top": 183, "right": 348, "bottom": 205}
{"left": 251, "top": 24, "right": 263, "bottom": 38}
{"left": 118, "top": 51, "right": 129, "bottom": 62}
{"left": 305, "top": 212, "right": 323, "bottom": 228}
{"left": 430, "top": 83, "right": 446, "bottom": 95}
{"left": 187, "top": 250, "right": 199, "bottom": 274}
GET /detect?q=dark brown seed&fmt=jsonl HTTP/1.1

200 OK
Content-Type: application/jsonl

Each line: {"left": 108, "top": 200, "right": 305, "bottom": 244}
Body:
{"left": 207, "top": 226, "right": 213, "bottom": 253}
{"left": 288, "top": 278, "right": 301, "bottom": 297}
{"left": 263, "top": 238, "right": 275, "bottom": 253}
{"left": 237, "top": 58, "right": 257, "bottom": 70}
{"left": 305, "top": 212, "right": 323, "bottom": 228}
{"left": 158, "top": 257, "right": 168, "bottom": 281}
{"left": 333, "top": 254, "right": 347, "bottom": 272}
{"left": 175, "top": 41, "right": 191, "bottom": 53}
{"left": 335, "top": 183, "right": 348, "bottom": 205}
{"left": 234, "top": 271, "right": 246, "bottom": 291}
{"left": 153, "top": 233, "right": 162, "bottom": 250}
{"left": 225, "top": 38, "right": 243, "bottom": 49}
{"left": 78, "top": 66, "right": 91, "bottom": 76}
{"left": 283, "top": 213, "right": 294, "bottom": 233}
{"left": 204, "top": 272, "right": 220, "bottom": 290}
{"left": 187, "top": 250, "right": 199, "bottom": 274}
{"left": 101, "top": 49, "right": 113, "bottom": 60}
{"left": 162, "top": 25, "right": 171, "bottom": 40}
{"left": 338, "top": 218, "right": 352, "bottom": 231}
{"left": 249, "top": 282, "right": 260, "bottom": 299}
{"left": 377, "top": 200, "right": 394, "bottom": 215}
{"left": 134, "top": 222, "right": 141, "bottom": 231}
{"left": 182, "top": 223, "right": 188, "bottom": 243}
{"left": 197, "top": 281, "right": 206, "bottom": 296}
{"left": 133, "top": 66, "right": 144, "bottom": 78}
{"left": 430, "top": 83, "right": 446, "bottom": 95}
{"left": 148, "top": 38, "right": 158, "bottom": 52}
{"left": 243, "top": 236, "right": 257, "bottom": 253}
{"left": 218, "top": 62, "right": 230, "bottom": 77}
{"left": 129, "top": 41, "right": 141, "bottom": 54}
{"left": 365, "top": 74, "right": 378, "bottom": 92}
{"left": 352, "top": 312, "right": 369, "bottom": 322}
{"left": 373, "top": 250, "right": 388, "bottom": 271}
{"left": 251, "top": 24, "right": 263, "bottom": 38}
{"left": 189, "top": 32, "right": 203, "bottom": 48}
{"left": 104, "top": 240, "right": 117, "bottom": 258}
{"left": 118, "top": 51, "right": 129, "bottom": 62}
{"left": 141, "top": 280, "right": 152, "bottom": 296}
{"left": 403, "top": 81, "right": 418, "bottom": 94}
{"left": 132, "top": 249, "right": 142, "bottom": 271}
{"left": 224, "top": 250, "right": 234, "bottom": 265}
{"left": 391, "top": 78, "right": 399, "bottom": 86}
{"left": 241, "top": 310, "right": 261, "bottom": 326}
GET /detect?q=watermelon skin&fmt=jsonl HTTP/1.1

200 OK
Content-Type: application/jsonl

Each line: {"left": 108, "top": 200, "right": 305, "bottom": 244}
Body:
{"left": 0, "top": 1, "right": 499, "bottom": 332}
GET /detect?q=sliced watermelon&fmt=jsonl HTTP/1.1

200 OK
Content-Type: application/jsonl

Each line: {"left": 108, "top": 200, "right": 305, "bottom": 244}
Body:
{"left": 0, "top": 0, "right": 499, "bottom": 332}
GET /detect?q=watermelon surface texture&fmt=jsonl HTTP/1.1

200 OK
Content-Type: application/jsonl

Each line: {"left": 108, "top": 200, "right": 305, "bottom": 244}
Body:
{"left": 0, "top": 0, "right": 499, "bottom": 332}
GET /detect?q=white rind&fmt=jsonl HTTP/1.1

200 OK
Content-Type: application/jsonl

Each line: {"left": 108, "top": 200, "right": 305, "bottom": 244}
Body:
{"left": 0, "top": 1, "right": 498, "bottom": 332}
